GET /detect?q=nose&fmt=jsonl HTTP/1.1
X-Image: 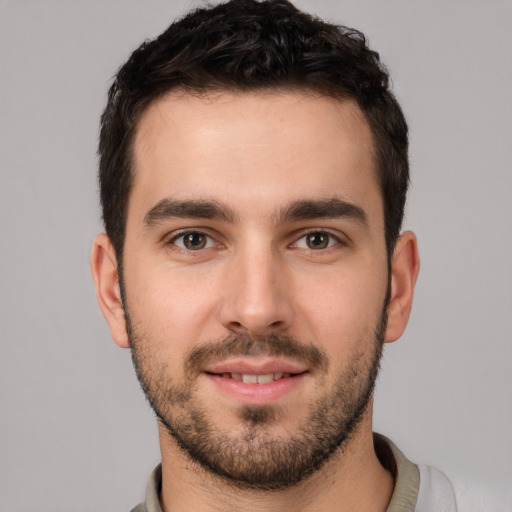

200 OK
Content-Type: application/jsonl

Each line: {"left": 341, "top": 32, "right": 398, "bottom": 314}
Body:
{"left": 218, "top": 243, "right": 294, "bottom": 337}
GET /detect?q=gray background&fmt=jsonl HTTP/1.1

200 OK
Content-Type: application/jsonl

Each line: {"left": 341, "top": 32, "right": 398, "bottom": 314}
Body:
{"left": 1, "top": 1, "right": 511, "bottom": 510}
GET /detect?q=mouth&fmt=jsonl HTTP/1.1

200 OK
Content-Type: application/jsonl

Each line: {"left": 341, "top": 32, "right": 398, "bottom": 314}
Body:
{"left": 202, "top": 360, "right": 309, "bottom": 404}
{"left": 205, "top": 371, "right": 298, "bottom": 384}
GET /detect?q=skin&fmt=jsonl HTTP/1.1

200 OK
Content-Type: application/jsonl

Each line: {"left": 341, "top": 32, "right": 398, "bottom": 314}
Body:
{"left": 91, "top": 90, "right": 419, "bottom": 512}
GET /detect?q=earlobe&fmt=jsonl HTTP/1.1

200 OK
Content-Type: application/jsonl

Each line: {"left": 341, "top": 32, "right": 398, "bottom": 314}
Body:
{"left": 90, "top": 233, "right": 130, "bottom": 348}
{"left": 385, "top": 231, "right": 420, "bottom": 343}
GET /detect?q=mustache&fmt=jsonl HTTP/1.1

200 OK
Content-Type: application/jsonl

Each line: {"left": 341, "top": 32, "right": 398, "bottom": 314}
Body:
{"left": 184, "top": 333, "right": 329, "bottom": 375}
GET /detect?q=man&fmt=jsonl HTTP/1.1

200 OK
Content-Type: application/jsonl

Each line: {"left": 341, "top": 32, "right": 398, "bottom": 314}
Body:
{"left": 90, "top": 0, "right": 456, "bottom": 510}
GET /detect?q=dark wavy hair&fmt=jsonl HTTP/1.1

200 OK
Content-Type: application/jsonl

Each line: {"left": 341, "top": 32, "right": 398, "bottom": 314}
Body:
{"left": 99, "top": 0, "right": 409, "bottom": 262}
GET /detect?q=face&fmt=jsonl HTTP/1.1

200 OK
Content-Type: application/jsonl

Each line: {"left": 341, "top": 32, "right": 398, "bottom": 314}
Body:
{"left": 119, "top": 91, "right": 392, "bottom": 488}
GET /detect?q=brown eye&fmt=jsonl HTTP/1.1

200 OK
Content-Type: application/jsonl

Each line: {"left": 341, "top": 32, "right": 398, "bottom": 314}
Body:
{"left": 306, "top": 232, "right": 330, "bottom": 249}
{"left": 172, "top": 231, "right": 214, "bottom": 250}
{"left": 183, "top": 232, "right": 207, "bottom": 250}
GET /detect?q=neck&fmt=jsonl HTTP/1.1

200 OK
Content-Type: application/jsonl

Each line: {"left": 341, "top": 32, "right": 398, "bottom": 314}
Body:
{"left": 157, "top": 412, "right": 394, "bottom": 512}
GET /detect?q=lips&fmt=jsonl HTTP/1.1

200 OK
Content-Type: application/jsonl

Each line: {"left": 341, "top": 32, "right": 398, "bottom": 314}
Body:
{"left": 203, "top": 358, "right": 308, "bottom": 404}
{"left": 217, "top": 372, "right": 292, "bottom": 383}
{"left": 204, "top": 358, "right": 308, "bottom": 376}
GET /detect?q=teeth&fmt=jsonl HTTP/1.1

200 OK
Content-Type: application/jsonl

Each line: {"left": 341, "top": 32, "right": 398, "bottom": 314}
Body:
{"left": 223, "top": 372, "right": 289, "bottom": 383}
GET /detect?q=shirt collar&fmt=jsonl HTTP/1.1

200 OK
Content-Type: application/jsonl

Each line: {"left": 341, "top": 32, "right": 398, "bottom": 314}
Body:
{"left": 374, "top": 433, "right": 420, "bottom": 512}
{"left": 139, "top": 434, "right": 419, "bottom": 512}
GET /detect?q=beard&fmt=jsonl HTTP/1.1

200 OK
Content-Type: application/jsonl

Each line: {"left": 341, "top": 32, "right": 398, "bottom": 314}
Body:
{"left": 125, "top": 300, "right": 387, "bottom": 491}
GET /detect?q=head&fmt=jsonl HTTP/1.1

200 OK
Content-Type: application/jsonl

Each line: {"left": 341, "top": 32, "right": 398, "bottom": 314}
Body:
{"left": 92, "top": 0, "right": 419, "bottom": 492}
{"left": 98, "top": 0, "right": 409, "bottom": 265}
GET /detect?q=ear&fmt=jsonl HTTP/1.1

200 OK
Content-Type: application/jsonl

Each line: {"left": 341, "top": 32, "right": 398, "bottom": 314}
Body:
{"left": 90, "top": 233, "right": 130, "bottom": 348}
{"left": 385, "top": 231, "right": 420, "bottom": 343}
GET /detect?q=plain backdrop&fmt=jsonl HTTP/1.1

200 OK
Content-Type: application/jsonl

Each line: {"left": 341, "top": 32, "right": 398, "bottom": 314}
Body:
{"left": 1, "top": 1, "right": 511, "bottom": 511}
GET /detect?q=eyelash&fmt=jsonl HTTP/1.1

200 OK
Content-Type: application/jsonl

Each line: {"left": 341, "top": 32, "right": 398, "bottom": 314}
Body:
{"left": 167, "top": 229, "right": 344, "bottom": 252}
{"left": 292, "top": 230, "right": 342, "bottom": 250}
{"left": 168, "top": 230, "right": 217, "bottom": 251}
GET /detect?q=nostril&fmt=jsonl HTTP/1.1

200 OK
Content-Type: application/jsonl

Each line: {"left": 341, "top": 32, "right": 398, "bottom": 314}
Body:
{"left": 227, "top": 319, "right": 285, "bottom": 337}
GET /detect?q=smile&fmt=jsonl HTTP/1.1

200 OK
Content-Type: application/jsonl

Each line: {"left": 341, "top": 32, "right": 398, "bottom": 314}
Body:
{"left": 209, "top": 372, "right": 293, "bottom": 383}
{"left": 204, "top": 370, "right": 307, "bottom": 405}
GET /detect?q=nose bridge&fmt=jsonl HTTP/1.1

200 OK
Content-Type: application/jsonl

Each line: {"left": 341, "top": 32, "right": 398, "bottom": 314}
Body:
{"left": 219, "top": 236, "right": 291, "bottom": 335}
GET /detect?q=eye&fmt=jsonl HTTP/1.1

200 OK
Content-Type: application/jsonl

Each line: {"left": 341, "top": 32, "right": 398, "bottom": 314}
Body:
{"left": 294, "top": 231, "right": 339, "bottom": 250}
{"left": 171, "top": 231, "right": 215, "bottom": 250}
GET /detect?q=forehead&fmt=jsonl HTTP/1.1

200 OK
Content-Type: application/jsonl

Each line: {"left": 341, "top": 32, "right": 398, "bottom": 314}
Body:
{"left": 130, "top": 90, "right": 381, "bottom": 224}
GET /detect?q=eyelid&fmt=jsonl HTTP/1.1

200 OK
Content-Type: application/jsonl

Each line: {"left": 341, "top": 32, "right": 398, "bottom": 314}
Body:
{"left": 163, "top": 227, "right": 347, "bottom": 251}
{"left": 167, "top": 229, "right": 218, "bottom": 250}
{"left": 291, "top": 229, "right": 345, "bottom": 249}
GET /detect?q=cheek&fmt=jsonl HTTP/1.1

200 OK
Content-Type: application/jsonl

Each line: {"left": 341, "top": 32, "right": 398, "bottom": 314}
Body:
{"left": 294, "top": 267, "right": 387, "bottom": 353}
{"left": 124, "top": 261, "right": 220, "bottom": 342}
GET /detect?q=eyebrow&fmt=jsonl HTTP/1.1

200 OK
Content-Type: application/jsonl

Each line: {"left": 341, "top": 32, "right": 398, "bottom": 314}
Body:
{"left": 278, "top": 198, "right": 368, "bottom": 226}
{"left": 143, "top": 198, "right": 237, "bottom": 227}
{"left": 143, "top": 196, "right": 368, "bottom": 228}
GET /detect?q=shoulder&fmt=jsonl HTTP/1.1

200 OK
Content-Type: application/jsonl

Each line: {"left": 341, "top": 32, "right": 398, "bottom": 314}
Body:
{"left": 416, "top": 465, "right": 457, "bottom": 512}
{"left": 129, "top": 464, "right": 162, "bottom": 512}
{"left": 375, "top": 433, "right": 459, "bottom": 512}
